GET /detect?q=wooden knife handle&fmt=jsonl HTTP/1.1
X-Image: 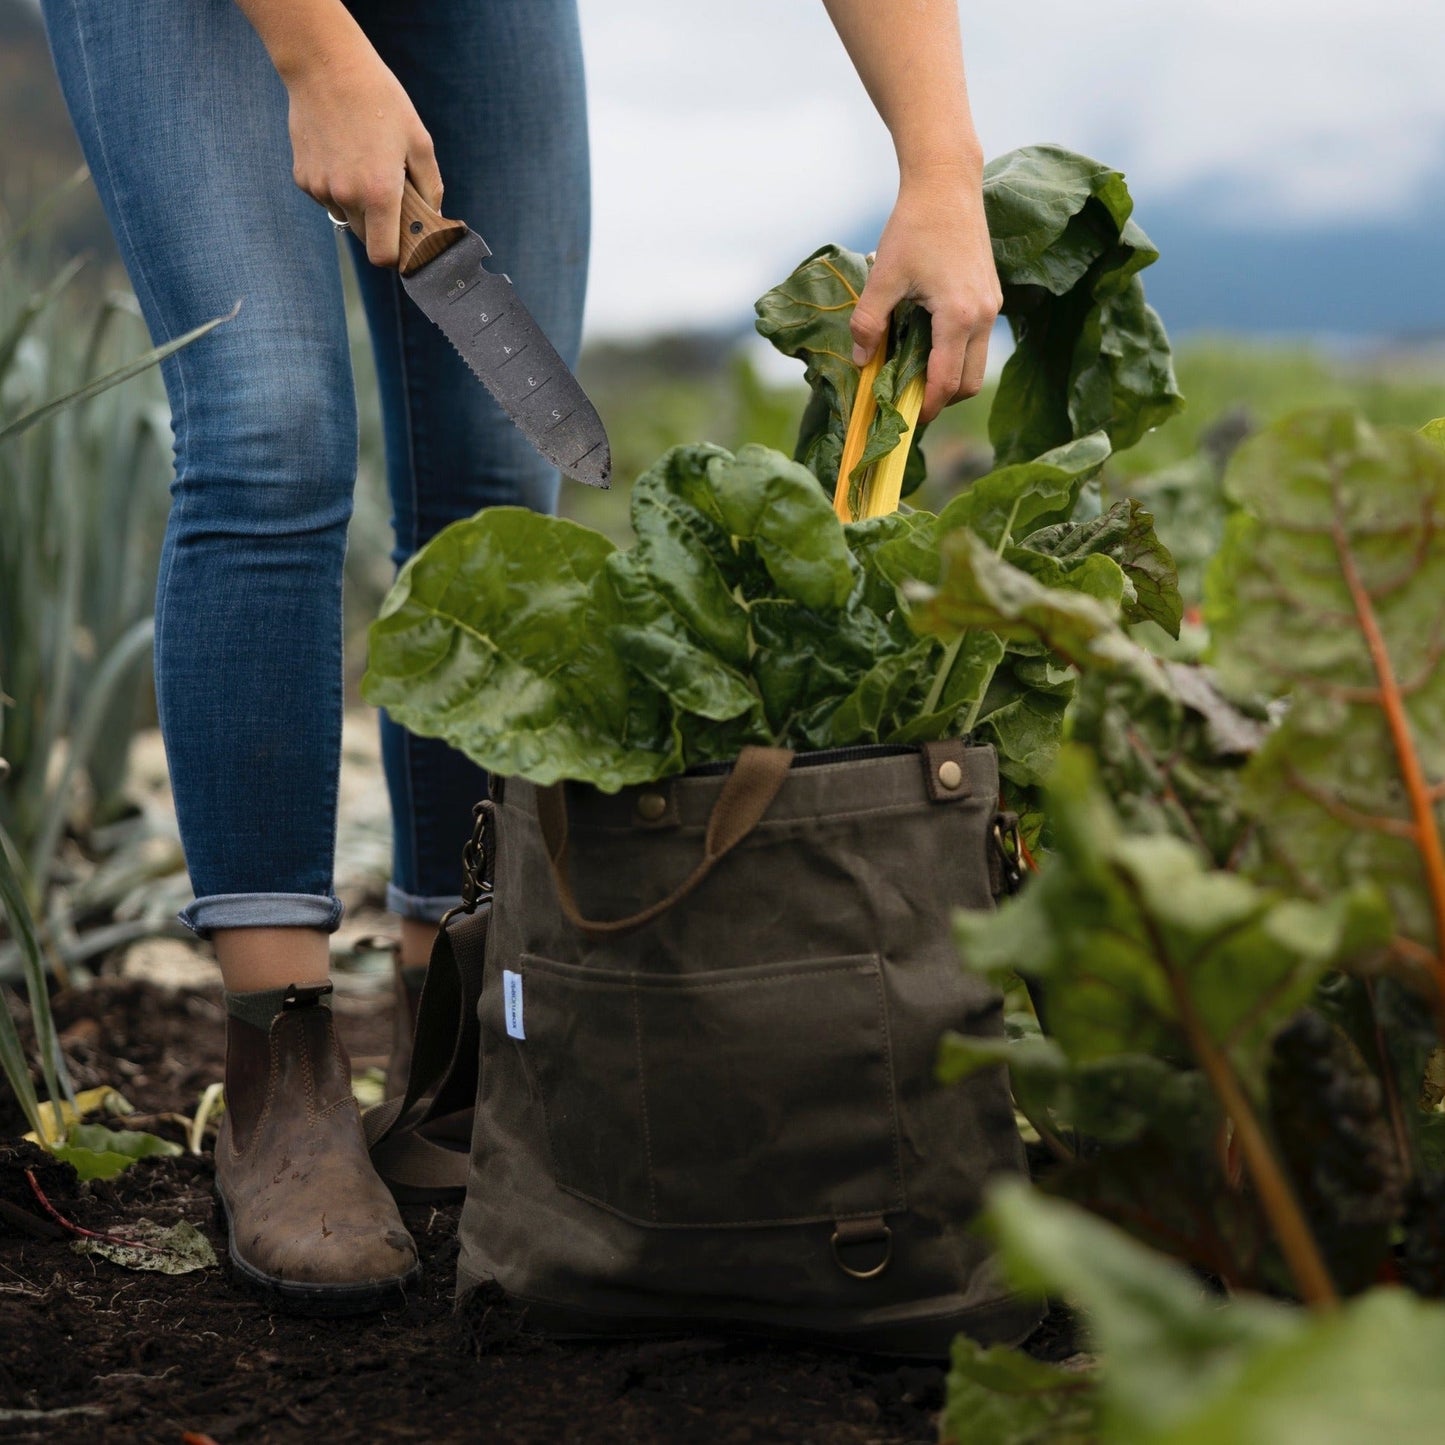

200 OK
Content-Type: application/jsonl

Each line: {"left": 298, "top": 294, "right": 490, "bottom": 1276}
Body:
{"left": 398, "top": 180, "right": 468, "bottom": 276}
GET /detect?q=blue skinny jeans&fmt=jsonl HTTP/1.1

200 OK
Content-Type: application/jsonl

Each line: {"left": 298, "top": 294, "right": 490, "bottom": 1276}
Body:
{"left": 40, "top": 0, "right": 590, "bottom": 933}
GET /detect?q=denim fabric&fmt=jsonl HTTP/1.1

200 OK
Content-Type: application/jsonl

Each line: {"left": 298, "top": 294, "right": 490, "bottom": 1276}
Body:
{"left": 40, "top": 0, "right": 590, "bottom": 935}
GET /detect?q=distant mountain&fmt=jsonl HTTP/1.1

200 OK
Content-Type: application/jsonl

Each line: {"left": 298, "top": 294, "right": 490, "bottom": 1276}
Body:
{"left": 841, "top": 177, "right": 1445, "bottom": 344}
{"left": 1138, "top": 186, "right": 1445, "bottom": 341}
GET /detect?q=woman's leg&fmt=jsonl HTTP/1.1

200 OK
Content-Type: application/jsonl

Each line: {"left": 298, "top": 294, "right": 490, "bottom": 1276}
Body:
{"left": 40, "top": 0, "right": 416, "bottom": 1305}
{"left": 347, "top": 0, "right": 591, "bottom": 968}
{"left": 41, "top": 0, "right": 353, "bottom": 957}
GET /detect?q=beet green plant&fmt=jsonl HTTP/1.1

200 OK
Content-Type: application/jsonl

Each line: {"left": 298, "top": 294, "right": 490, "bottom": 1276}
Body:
{"left": 365, "top": 144, "right": 1183, "bottom": 810}
{"left": 932, "top": 409, "right": 1445, "bottom": 1436}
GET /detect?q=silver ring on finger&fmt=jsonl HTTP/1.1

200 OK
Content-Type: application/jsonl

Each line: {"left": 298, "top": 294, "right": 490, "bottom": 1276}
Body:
{"left": 327, "top": 210, "right": 352, "bottom": 234}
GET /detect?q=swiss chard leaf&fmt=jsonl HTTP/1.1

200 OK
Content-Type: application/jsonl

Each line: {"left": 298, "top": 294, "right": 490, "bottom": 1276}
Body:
{"left": 1205, "top": 410, "right": 1445, "bottom": 977}
{"left": 1066, "top": 663, "right": 1266, "bottom": 867}
{"left": 909, "top": 529, "right": 1153, "bottom": 682}
{"left": 362, "top": 507, "right": 672, "bottom": 790}
{"left": 984, "top": 145, "right": 1184, "bottom": 466}
{"left": 1024, "top": 498, "right": 1183, "bottom": 636}
{"left": 978, "top": 1183, "right": 1445, "bottom": 1445}
{"left": 674, "top": 443, "right": 857, "bottom": 611}
{"left": 941, "top": 1335, "right": 1100, "bottom": 1445}
{"left": 955, "top": 746, "right": 1390, "bottom": 1090}
{"left": 861, "top": 434, "right": 1113, "bottom": 615}
{"left": 757, "top": 145, "right": 1182, "bottom": 502}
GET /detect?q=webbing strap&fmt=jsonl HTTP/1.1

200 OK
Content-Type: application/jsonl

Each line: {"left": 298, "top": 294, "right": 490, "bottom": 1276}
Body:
{"left": 363, "top": 899, "right": 490, "bottom": 1200}
{"left": 535, "top": 746, "right": 794, "bottom": 942}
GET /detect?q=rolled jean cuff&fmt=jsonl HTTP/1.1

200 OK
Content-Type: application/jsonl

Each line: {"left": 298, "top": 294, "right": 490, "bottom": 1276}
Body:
{"left": 386, "top": 883, "right": 464, "bottom": 924}
{"left": 178, "top": 892, "right": 345, "bottom": 939}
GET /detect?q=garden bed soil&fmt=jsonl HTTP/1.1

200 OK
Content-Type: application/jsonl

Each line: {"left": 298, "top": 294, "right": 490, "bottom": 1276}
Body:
{"left": 0, "top": 977, "right": 1075, "bottom": 1443}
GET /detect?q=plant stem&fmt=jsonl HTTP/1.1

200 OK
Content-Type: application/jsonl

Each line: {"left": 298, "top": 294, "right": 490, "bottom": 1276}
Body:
{"left": 961, "top": 662, "right": 995, "bottom": 736}
{"left": 835, "top": 345, "right": 886, "bottom": 522}
{"left": 919, "top": 490, "right": 1024, "bottom": 730}
{"left": 24, "top": 1169, "right": 164, "bottom": 1253}
{"left": 1332, "top": 515, "right": 1445, "bottom": 1014}
{"left": 1014, "top": 1097, "right": 1074, "bottom": 1163}
{"left": 1154, "top": 944, "right": 1340, "bottom": 1309}
{"left": 921, "top": 634, "right": 964, "bottom": 719}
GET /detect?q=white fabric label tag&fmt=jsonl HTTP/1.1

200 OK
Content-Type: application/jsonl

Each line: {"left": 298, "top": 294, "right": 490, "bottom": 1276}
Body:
{"left": 503, "top": 969, "right": 525, "bottom": 1040}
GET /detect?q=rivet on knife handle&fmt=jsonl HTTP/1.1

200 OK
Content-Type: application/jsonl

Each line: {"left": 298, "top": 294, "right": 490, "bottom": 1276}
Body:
{"left": 398, "top": 181, "right": 468, "bottom": 277}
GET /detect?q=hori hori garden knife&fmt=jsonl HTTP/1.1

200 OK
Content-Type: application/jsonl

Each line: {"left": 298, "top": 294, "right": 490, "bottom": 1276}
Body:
{"left": 397, "top": 180, "right": 611, "bottom": 489}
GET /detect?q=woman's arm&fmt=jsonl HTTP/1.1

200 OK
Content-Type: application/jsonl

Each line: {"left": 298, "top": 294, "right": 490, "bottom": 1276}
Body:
{"left": 820, "top": 0, "right": 999, "bottom": 421}
{"left": 232, "top": 0, "right": 442, "bottom": 267}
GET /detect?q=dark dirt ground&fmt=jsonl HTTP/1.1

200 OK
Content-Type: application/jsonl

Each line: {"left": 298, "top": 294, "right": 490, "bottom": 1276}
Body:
{"left": 0, "top": 978, "right": 1074, "bottom": 1444}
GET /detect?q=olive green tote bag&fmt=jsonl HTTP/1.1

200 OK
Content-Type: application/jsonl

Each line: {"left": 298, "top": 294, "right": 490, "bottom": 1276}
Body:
{"left": 369, "top": 740, "right": 1042, "bottom": 1358}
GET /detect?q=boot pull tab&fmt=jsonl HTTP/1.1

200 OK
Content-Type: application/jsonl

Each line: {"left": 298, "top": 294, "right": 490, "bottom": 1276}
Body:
{"left": 282, "top": 982, "right": 335, "bottom": 1010}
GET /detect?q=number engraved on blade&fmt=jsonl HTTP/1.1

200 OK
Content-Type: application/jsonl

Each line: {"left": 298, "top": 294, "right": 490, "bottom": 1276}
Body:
{"left": 445, "top": 277, "right": 468, "bottom": 301}
{"left": 473, "top": 308, "right": 500, "bottom": 332}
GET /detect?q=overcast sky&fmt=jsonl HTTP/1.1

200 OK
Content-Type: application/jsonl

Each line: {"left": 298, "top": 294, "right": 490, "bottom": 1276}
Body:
{"left": 577, "top": 0, "right": 1445, "bottom": 335}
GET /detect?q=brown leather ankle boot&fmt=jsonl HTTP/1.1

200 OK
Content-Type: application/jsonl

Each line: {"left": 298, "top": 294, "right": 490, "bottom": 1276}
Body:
{"left": 215, "top": 986, "right": 420, "bottom": 1313}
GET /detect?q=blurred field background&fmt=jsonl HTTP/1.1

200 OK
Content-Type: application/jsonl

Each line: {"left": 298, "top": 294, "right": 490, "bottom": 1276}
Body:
{"left": 1, "top": 0, "right": 1443, "bottom": 978}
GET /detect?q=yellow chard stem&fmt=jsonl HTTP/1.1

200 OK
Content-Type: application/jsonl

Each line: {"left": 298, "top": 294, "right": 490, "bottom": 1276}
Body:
{"left": 834, "top": 344, "right": 886, "bottom": 523}
{"left": 861, "top": 372, "right": 927, "bottom": 519}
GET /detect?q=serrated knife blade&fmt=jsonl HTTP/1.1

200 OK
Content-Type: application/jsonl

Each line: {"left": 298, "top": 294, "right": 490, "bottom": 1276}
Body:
{"left": 397, "top": 181, "right": 610, "bottom": 489}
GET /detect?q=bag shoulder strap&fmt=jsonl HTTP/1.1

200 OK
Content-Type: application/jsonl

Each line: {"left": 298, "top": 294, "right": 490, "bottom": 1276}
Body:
{"left": 363, "top": 897, "right": 490, "bottom": 1201}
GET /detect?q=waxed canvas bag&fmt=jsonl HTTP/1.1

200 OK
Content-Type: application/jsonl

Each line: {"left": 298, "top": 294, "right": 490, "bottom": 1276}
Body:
{"left": 369, "top": 739, "right": 1042, "bottom": 1358}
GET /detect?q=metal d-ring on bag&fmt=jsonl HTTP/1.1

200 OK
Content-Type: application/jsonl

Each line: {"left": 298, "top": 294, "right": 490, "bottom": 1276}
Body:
{"left": 368, "top": 739, "right": 1041, "bottom": 1357}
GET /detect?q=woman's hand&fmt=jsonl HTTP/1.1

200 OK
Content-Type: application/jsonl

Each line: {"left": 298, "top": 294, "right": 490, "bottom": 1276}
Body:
{"left": 851, "top": 163, "right": 1001, "bottom": 424}
{"left": 232, "top": 0, "right": 442, "bottom": 268}
{"left": 819, "top": 0, "right": 998, "bottom": 422}
{"left": 285, "top": 47, "right": 443, "bottom": 268}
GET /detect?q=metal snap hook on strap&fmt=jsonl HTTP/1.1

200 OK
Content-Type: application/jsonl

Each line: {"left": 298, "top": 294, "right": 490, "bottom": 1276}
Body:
{"left": 992, "top": 813, "right": 1024, "bottom": 896}
{"left": 831, "top": 1217, "right": 893, "bottom": 1280}
{"left": 440, "top": 799, "right": 496, "bottom": 929}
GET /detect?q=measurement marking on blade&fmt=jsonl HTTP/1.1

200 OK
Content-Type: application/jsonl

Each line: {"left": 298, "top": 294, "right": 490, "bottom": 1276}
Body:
{"left": 497, "top": 344, "right": 531, "bottom": 365}
{"left": 570, "top": 439, "right": 608, "bottom": 468}
{"left": 471, "top": 309, "right": 505, "bottom": 336}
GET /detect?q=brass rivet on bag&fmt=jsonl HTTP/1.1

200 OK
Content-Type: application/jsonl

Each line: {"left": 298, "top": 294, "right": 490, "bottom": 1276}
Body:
{"left": 635, "top": 791, "right": 668, "bottom": 822}
{"left": 937, "top": 759, "right": 964, "bottom": 791}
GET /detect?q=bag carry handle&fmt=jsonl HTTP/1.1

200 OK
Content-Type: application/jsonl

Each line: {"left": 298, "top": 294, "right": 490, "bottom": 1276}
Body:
{"left": 537, "top": 745, "right": 795, "bottom": 941}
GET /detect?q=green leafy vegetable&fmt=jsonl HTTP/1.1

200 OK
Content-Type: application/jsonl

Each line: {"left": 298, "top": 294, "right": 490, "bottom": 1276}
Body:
{"left": 755, "top": 144, "right": 1183, "bottom": 503}
{"left": 51, "top": 1122, "right": 182, "bottom": 1182}
{"left": 365, "top": 507, "right": 669, "bottom": 791}
{"left": 1066, "top": 663, "right": 1266, "bottom": 866}
{"left": 984, "top": 146, "right": 1184, "bottom": 466}
{"left": 955, "top": 745, "right": 1389, "bottom": 1304}
{"left": 974, "top": 1182, "right": 1445, "bottom": 1445}
{"left": 1206, "top": 410, "right": 1445, "bottom": 987}
{"left": 1265, "top": 1011, "right": 1404, "bottom": 1295}
{"left": 755, "top": 247, "right": 933, "bottom": 507}
{"left": 370, "top": 144, "right": 1186, "bottom": 798}
{"left": 942, "top": 1335, "right": 1099, "bottom": 1445}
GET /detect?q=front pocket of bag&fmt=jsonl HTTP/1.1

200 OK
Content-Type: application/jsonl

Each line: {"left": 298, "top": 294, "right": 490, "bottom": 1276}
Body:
{"left": 517, "top": 953, "right": 906, "bottom": 1228}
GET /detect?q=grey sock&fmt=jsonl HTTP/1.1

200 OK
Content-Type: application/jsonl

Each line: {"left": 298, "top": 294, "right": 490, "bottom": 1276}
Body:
{"left": 224, "top": 982, "right": 333, "bottom": 1032}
